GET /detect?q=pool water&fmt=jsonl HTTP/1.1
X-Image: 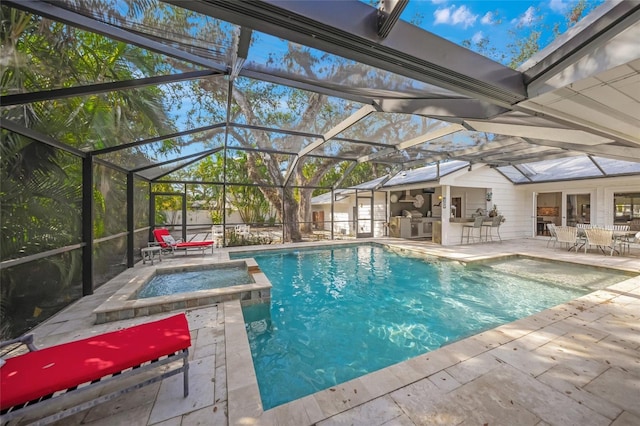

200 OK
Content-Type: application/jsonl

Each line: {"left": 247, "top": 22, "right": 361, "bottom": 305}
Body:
{"left": 137, "top": 265, "right": 253, "bottom": 298}
{"left": 236, "top": 245, "right": 630, "bottom": 409}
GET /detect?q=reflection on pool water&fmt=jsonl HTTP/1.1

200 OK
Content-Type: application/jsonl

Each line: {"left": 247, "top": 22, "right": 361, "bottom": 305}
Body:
{"left": 234, "top": 244, "right": 633, "bottom": 410}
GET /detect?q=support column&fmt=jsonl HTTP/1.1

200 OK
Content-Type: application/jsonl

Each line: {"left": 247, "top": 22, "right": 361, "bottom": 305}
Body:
{"left": 126, "top": 172, "right": 134, "bottom": 268}
{"left": 441, "top": 185, "right": 451, "bottom": 246}
{"left": 82, "top": 155, "right": 94, "bottom": 296}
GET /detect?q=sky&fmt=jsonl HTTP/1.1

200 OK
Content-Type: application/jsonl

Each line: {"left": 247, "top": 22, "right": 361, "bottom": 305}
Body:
{"left": 395, "top": 0, "right": 606, "bottom": 65}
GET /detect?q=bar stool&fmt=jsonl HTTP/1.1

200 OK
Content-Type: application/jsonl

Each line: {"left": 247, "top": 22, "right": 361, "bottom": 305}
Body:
{"left": 461, "top": 216, "right": 485, "bottom": 243}
{"left": 482, "top": 215, "right": 503, "bottom": 242}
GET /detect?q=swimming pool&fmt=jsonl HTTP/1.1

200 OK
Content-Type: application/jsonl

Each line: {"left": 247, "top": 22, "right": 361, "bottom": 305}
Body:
{"left": 234, "top": 244, "right": 631, "bottom": 410}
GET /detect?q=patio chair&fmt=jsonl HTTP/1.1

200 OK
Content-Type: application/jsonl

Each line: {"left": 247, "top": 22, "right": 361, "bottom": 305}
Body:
{"left": 0, "top": 314, "right": 191, "bottom": 425}
{"left": 152, "top": 228, "right": 214, "bottom": 255}
{"left": 606, "top": 224, "right": 631, "bottom": 254}
{"left": 583, "top": 227, "right": 617, "bottom": 255}
{"left": 235, "top": 224, "right": 251, "bottom": 239}
{"left": 482, "top": 214, "right": 503, "bottom": 242}
{"left": 546, "top": 223, "right": 557, "bottom": 247}
{"left": 211, "top": 225, "right": 225, "bottom": 247}
{"left": 575, "top": 223, "right": 591, "bottom": 249}
{"left": 461, "top": 216, "right": 485, "bottom": 244}
{"left": 554, "top": 226, "right": 579, "bottom": 252}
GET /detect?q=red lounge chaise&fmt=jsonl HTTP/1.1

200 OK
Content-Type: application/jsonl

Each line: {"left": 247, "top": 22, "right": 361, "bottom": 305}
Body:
{"left": 0, "top": 314, "right": 191, "bottom": 425}
{"left": 152, "top": 228, "right": 214, "bottom": 255}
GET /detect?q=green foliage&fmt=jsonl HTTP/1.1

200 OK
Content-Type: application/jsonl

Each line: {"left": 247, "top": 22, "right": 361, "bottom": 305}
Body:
{"left": 0, "top": 5, "right": 175, "bottom": 336}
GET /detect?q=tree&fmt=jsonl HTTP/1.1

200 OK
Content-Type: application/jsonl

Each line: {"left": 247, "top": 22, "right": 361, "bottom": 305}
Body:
{"left": 0, "top": 4, "right": 176, "bottom": 337}
{"left": 462, "top": 1, "right": 599, "bottom": 69}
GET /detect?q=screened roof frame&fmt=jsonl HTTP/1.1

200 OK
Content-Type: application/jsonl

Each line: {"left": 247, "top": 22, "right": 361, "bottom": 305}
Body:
{"left": 1, "top": 0, "right": 639, "bottom": 188}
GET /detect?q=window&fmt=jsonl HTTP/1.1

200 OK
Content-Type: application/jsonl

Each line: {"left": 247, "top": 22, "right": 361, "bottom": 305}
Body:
{"left": 613, "top": 192, "right": 640, "bottom": 223}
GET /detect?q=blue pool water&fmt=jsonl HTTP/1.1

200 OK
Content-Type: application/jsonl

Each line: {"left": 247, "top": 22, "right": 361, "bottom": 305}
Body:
{"left": 137, "top": 265, "right": 253, "bottom": 298}
{"left": 235, "top": 245, "right": 629, "bottom": 409}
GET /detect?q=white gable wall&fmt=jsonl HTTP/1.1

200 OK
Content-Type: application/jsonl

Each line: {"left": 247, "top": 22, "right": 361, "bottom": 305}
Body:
{"left": 441, "top": 165, "right": 531, "bottom": 244}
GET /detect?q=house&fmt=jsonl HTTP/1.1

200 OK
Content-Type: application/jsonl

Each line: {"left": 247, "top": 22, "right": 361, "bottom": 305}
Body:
{"left": 312, "top": 157, "right": 640, "bottom": 245}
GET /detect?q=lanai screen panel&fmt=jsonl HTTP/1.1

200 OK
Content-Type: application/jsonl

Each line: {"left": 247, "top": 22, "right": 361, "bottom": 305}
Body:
{"left": 0, "top": 133, "right": 84, "bottom": 257}
{"left": 350, "top": 175, "right": 389, "bottom": 190}
{"left": 138, "top": 153, "right": 221, "bottom": 181}
{"left": 518, "top": 156, "right": 604, "bottom": 182}
{"left": 307, "top": 140, "right": 384, "bottom": 160}
{"left": 169, "top": 75, "right": 230, "bottom": 128}
{"left": 498, "top": 156, "right": 640, "bottom": 183}
{"left": 0, "top": 8, "right": 203, "bottom": 97}
{"left": 231, "top": 76, "right": 373, "bottom": 135}
{"left": 223, "top": 149, "right": 294, "bottom": 187}
{"left": 380, "top": 130, "right": 494, "bottom": 164}
{"left": 335, "top": 112, "right": 441, "bottom": 146}
{"left": 496, "top": 166, "right": 531, "bottom": 183}
{"left": 52, "top": 0, "right": 237, "bottom": 65}
{"left": 4, "top": 78, "right": 226, "bottom": 155}
{"left": 133, "top": 176, "right": 149, "bottom": 228}
{"left": 384, "top": 160, "right": 469, "bottom": 186}
{"left": 244, "top": 31, "right": 463, "bottom": 100}
{"left": 593, "top": 157, "right": 640, "bottom": 175}
{"left": 97, "top": 130, "right": 225, "bottom": 170}
{"left": 226, "top": 127, "right": 310, "bottom": 155}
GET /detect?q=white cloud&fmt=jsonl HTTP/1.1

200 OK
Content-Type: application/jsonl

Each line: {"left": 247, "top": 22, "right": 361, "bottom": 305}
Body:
{"left": 511, "top": 6, "right": 536, "bottom": 27}
{"left": 549, "top": 0, "right": 569, "bottom": 13}
{"left": 471, "top": 31, "right": 484, "bottom": 44}
{"left": 434, "top": 5, "right": 478, "bottom": 28}
{"left": 481, "top": 11, "right": 494, "bottom": 25}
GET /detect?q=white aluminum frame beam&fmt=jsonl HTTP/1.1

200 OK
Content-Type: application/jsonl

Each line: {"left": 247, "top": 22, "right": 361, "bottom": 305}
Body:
{"left": 524, "top": 139, "right": 640, "bottom": 163}
{"left": 464, "top": 120, "right": 613, "bottom": 146}
{"left": 7, "top": 0, "right": 227, "bottom": 72}
{"left": 357, "top": 124, "right": 464, "bottom": 163}
{"left": 402, "top": 137, "right": 524, "bottom": 168}
{"left": 282, "top": 104, "right": 376, "bottom": 186}
{"left": 166, "top": 0, "right": 526, "bottom": 110}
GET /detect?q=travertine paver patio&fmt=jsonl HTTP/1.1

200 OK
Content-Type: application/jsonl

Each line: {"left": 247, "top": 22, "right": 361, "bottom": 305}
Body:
{"left": 7, "top": 237, "right": 640, "bottom": 426}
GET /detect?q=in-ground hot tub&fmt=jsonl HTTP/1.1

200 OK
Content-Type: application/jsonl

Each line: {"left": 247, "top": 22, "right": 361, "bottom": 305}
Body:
{"left": 94, "top": 259, "right": 271, "bottom": 324}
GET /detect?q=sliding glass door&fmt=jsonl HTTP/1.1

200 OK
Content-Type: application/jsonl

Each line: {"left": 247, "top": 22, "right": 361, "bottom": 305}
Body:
{"left": 565, "top": 193, "right": 591, "bottom": 226}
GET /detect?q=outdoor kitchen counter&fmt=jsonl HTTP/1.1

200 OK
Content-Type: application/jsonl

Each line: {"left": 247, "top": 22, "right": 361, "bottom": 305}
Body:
{"left": 450, "top": 216, "right": 493, "bottom": 223}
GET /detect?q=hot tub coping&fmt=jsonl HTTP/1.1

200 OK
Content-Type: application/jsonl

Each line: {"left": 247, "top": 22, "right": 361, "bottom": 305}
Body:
{"left": 93, "top": 258, "right": 271, "bottom": 324}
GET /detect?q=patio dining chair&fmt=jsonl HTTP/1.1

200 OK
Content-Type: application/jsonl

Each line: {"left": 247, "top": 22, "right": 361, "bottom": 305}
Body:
{"left": 606, "top": 224, "right": 631, "bottom": 254}
{"left": 554, "top": 226, "right": 579, "bottom": 252}
{"left": 575, "top": 223, "right": 591, "bottom": 249}
{"left": 461, "top": 216, "right": 484, "bottom": 244}
{"left": 583, "top": 227, "right": 617, "bottom": 255}
{"left": 546, "top": 223, "right": 557, "bottom": 247}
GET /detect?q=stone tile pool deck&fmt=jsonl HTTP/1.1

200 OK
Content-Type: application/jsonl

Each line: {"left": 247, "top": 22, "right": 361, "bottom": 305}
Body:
{"left": 10, "top": 238, "right": 640, "bottom": 426}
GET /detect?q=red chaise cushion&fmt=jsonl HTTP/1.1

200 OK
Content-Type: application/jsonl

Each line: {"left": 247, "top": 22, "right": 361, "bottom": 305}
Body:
{"left": 152, "top": 229, "right": 171, "bottom": 247}
{"left": 152, "top": 229, "right": 213, "bottom": 248}
{"left": 175, "top": 241, "right": 213, "bottom": 248}
{"left": 1, "top": 314, "right": 191, "bottom": 410}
